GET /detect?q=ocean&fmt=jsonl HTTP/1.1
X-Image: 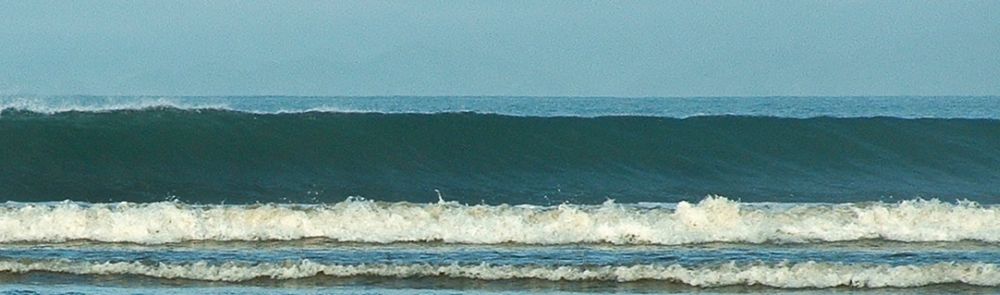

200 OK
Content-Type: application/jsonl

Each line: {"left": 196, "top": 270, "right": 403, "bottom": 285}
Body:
{"left": 0, "top": 96, "right": 998, "bottom": 294}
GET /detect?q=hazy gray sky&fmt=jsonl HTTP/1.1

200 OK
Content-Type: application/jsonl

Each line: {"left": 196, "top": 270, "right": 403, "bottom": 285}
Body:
{"left": 1, "top": 1, "right": 997, "bottom": 96}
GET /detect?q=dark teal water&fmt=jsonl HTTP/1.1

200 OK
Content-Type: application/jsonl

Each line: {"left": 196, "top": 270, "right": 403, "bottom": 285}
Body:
{"left": 2, "top": 109, "right": 998, "bottom": 204}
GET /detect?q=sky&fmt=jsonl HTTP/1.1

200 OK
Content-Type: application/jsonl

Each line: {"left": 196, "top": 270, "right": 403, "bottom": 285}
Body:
{"left": 0, "top": 1, "right": 998, "bottom": 97}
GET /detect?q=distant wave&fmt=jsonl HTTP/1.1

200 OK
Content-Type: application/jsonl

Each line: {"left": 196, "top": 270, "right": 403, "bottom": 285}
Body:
{"left": 2, "top": 197, "right": 999, "bottom": 244}
{"left": 0, "top": 97, "right": 233, "bottom": 115}
{"left": 4, "top": 96, "right": 1000, "bottom": 118}
{"left": 3, "top": 259, "right": 1000, "bottom": 288}
{"left": 1, "top": 109, "right": 998, "bottom": 203}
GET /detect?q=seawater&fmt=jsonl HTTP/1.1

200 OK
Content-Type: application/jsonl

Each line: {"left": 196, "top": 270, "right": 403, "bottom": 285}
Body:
{"left": 1, "top": 96, "right": 998, "bottom": 294}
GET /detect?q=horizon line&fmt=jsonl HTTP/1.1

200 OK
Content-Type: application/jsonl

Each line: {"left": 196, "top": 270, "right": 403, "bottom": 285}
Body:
{"left": 4, "top": 94, "right": 999, "bottom": 99}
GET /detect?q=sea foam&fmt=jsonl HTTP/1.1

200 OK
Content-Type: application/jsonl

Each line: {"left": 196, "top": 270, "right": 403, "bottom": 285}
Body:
{"left": 2, "top": 259, "right": 1000, "bottom": 288}
{"left": 1, "top": 197, "right": 998, "bottom": 244}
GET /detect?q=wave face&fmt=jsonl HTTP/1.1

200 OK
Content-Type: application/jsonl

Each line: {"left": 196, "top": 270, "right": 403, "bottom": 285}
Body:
{"left": 3, "top": 259, "right": 1000, "bottom": 288}
{"left": 1, "top": 108, "right": 999, "bottom": 204}
{"left": 1, "top": 197, "right": 998, "bottom": 244}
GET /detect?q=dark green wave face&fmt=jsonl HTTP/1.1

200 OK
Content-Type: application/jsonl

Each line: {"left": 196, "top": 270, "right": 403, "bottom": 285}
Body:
{"left": 2, "top": 108, "right": 998, "bottom": 204}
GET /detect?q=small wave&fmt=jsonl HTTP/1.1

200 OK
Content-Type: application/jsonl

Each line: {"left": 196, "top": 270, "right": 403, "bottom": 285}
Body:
{"left": 0, "top": 97, "right": 235, "bottom": 114}
{"left": 0, "top": 96, "right": 444, "bottom": 115}
{"left": 3, "top": 95, "right": 1000, "bottom": 119}
{"left": 2, "top": 259, "right": 1000, "bottom": 288}
{"left": 2, "top": 197, "right": 999, "bottom": 245}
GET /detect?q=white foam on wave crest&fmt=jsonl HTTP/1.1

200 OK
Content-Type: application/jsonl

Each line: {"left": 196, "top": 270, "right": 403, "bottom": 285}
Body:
{"left": 0, "top": 96, "right": 384, "bottom": 115}
{"left": 0, "top": 97, "right": 233, "bottom": 114}
{"left": 3, "top": 259, "right": 1000, "bottom": 288}
{"left": 1, "top": 197, "right": 999, "bottom": 244}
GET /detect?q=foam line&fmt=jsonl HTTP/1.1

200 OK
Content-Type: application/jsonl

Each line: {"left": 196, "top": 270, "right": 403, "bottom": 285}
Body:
{"left": 2, "top": 197, "right": 999, "bottom": 244}
{"left": 2, "top": 259, "right": 999, "bottom": 288}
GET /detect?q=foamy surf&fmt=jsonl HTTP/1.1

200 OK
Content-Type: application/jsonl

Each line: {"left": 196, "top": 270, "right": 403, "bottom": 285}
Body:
{"left": 2, "top": 259, "right": 1000, "bottom": 288}
{"left": 2, "top": 197, "right": 998, "bottom": 245}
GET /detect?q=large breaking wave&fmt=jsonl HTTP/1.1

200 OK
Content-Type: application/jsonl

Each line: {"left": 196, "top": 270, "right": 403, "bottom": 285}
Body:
{"left": 3, "top": 97, "right": 1000, "bottom": 292}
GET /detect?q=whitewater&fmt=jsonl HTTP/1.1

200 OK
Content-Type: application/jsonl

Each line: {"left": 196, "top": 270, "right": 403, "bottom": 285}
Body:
{"left": 4, "top": 260, "right": 1000, "bottom": 288}
{"left": 1, "top": 197, "right": 998, "bottom": 245}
